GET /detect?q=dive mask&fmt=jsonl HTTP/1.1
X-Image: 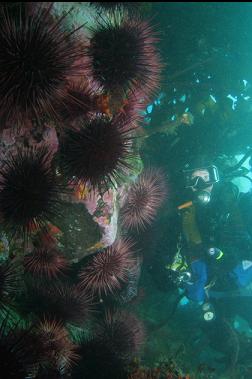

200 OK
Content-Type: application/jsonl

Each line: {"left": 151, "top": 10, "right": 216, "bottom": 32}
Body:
{"left": 184, "top": 165, "right": 219, "bottom": 191}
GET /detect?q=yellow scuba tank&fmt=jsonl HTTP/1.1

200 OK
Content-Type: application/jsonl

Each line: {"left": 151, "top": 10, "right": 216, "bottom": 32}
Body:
{"left": 181, "top": 204, "right": 202, "bottom": 245}
{"left": 166, "top": 203, "right": 203, "bottom": 274}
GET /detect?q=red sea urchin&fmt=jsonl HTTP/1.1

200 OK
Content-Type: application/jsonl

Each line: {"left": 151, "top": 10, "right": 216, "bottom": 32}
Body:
{"left": 36, "top": 318, "right": 79, "bottom": 371}
{"left": 90, "top": 2, "right": 142, "bottom": 14}
{"left": 0, "top": 316, "right": 39, "bottom": 379}
{"left": 72, "top": 309, "right": 144, "bottom": 379}
{"left": 0, "top": 3, "right": 84, "bottom": 125}
{"left": 34, "top": 368, "right": 62, "bottom": 379}
{"left": 23, "top": 248, "right": 69, "bottom": 279}
{"left": 121, "top": 169, "right": 166, "bottom": 231}
{"left": 79, "top": 238, "right": 136, "bottom": 296}
{"left": 0, "top": 147, "right": 64, "bottom": 238}
{"left": 57, "top": 80, "right": 98, "bottom": 124}
{"left": 0, "top": 262, "right": 18, "bottom": 314}
{"left": 86, "top": 16, "right": 161, "bottom": 99}
{"left": 96, "top": 310, "right": 145, "bottom": 360}
{"left": 111, "top": 88, "right": 148, "bottom": 130}
{"left": 72, "top": 333, "right": 128, "bottom": 379}
{"left": 31, "top": 283, "right": 93, "bottom": 326}
{"left": 59, "top": 114, "right": 135, "bottom": 190}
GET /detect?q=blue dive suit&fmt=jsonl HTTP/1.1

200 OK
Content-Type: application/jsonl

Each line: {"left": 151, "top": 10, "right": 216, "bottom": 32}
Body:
{"left": 230, "top": 261, "right": 252, "bottom": 288}
{"left": 184, "top": 259, "right": 208, "bottom": 303}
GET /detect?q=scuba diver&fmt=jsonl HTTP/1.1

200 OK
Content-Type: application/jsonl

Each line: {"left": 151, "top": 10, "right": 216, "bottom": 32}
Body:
{"left": 178, "top": 151, "right": 252, "bottom": 250}
{"left": 166, "top": 242, "right": 221, "bottom": 306}
{"left": 166, "top": 240, "right": 252, "bottom": 322}
{"left": 166, "top": 151, "right": 252, "bottom": 322}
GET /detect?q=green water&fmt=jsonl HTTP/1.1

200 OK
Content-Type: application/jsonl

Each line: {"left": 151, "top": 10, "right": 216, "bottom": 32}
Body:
{"left": 136, "top": 3, "right": 252, "bottom": 378}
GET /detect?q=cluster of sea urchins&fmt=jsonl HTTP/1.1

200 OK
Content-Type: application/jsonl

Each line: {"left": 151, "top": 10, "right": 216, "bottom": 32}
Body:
{"left": 0, "top": 2, "right": 164, "bottom": 378}
{"left": 72, "top": 309, "right": 144, "bottom": 379}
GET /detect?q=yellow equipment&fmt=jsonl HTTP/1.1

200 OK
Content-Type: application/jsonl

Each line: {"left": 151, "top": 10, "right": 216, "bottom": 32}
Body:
{"left": 165, "top": 237, "right": 188, "bottom": 272}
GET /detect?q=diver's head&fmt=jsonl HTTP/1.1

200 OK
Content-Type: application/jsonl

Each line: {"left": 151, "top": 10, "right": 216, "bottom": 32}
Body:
{"left": 191, "top": 169, "right": 211, "bottom": 189}
{"left": 184, "top": 165, "right": 219, "bottom": 193}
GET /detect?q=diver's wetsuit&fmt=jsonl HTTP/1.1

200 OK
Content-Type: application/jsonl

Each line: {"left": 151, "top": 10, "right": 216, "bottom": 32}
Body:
{"left": 190, "top": 181, "right": 251, "bottom": 256}
{"left": 175, "top": 181, "right": 249, "bottom": 301}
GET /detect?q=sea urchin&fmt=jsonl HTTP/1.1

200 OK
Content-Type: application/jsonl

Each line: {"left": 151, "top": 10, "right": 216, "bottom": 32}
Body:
{"left": 28, "top": 282, "right": 93, "bottom": 326}
{"left": 120, "top": 168, "right": 166, "bottom": 231}
{"left": 23, "top": 248, "right": 68, "bottom": 279}
{"left": 79, "top": 238, "right": 136, "bottom": 296}
{"left": 59, "top": 115, "right": 135, "bottom": 190}
{"left": 0, "top": 4, "right": 84, "bottom": 124}
{"left": 96, "top": 309, "right": 145, "bottom": 361}
{"left": 0, "top": 316, "right": 39, "bottom": 379}
{"left": 36, "top": 318, "right": 79, "bottom": 371}
{"left": 87, "top": 16, "right": 161, "bottom": 98}
{"left": 0, "top": 147, "right": 63, "bottom": 238}
{"left": 0, "top": 262, "right": 18, "bottom": 314}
